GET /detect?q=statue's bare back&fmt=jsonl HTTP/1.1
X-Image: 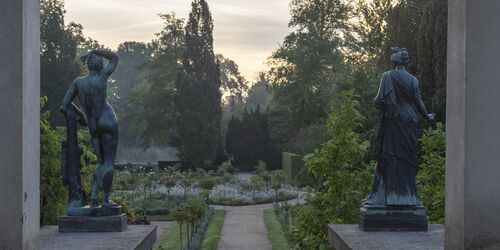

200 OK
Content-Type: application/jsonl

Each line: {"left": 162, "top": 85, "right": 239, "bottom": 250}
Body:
{"left": 75, "top": 74, "right": 117, "bottom": 135}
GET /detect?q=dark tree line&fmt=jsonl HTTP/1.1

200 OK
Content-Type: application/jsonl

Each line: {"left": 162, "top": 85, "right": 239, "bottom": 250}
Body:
{"left": 226, "top": 107, "right": 279, "bottom": 169}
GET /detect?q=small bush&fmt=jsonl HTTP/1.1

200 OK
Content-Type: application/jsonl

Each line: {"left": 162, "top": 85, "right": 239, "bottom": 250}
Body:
{"left": 417, "top": 123, "right": 445, "bottom": 223}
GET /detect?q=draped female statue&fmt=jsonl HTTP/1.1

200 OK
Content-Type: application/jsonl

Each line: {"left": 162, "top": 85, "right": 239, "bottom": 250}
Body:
{"left": 360, "top": 48, "right": 434, "bottom": 231}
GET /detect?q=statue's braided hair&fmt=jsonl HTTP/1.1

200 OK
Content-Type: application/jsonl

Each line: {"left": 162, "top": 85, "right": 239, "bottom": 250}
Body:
{"left": 391, "top": 47, "right": 410, "bottom": 66}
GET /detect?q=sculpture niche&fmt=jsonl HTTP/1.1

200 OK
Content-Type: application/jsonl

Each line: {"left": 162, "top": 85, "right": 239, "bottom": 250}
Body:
{"left": 59, "top": 50, "right": 126, "bottom": 232}
{"left": 359, "top": 48, "right": 435, "bottom": 231}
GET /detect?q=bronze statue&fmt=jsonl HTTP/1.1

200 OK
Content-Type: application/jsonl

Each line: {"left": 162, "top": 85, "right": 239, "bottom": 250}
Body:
{"left": 360, "top": 48, "right": 434, "bottom": 231}
{"left": 61, "top": 49, "right": 120, "bottom": 208}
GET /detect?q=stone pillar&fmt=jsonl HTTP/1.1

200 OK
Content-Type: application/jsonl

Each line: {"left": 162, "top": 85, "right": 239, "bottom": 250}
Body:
{"left": 446, "top": 1, "right": 500, "bottom": 249}
{"left": 0, "top": 0, "right": 40, "bottom": 249}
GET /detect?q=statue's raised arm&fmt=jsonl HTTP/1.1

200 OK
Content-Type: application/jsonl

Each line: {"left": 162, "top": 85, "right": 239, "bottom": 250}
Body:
{"left": 89, "top": 49, "right": 119, "bottom": 76}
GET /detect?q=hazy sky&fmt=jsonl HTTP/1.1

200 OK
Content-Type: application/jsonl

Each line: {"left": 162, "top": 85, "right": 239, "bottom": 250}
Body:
{"left": 65, "top": 0, "right": 291, "bottom": 81}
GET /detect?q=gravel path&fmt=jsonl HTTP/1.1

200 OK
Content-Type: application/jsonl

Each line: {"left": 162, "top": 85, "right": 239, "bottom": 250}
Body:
{"left": 216, "top": 203, "right": 274, "bottom": 250}
{"left": 215, "top": 193, "right": 305, "bottom": 250}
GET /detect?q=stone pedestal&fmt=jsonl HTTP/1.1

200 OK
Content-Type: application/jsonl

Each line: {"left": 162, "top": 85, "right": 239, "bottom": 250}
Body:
{"left": 0, "top": 0, "right": 40, "bottom": 249}
{"left": 59, "top": 214, "right": 128, "bottom": 232}
{"left": 359, "top": 205, "right": 428, "bottom": 231}
{"left": 41, "top": 225, "right": 157, "bottom": 250}
{"left": 59, "top": 205, "right": 127, "bottom": 232}
{"left": 446, "top": 1, "right": 500, "bottom": 249}
{"left": 328, "top": 224, "right": 443, "bottom": 250}
{"left": 67, "top": 205, "right": 122, "bottom": 217}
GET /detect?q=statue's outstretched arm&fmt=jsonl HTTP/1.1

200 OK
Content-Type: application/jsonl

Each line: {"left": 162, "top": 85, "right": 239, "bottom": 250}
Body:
{"left": 414, "top": 86, "right": 434, "bottom": 121}
{"left": 92, "top": 50, "right": 119, "bottom": 76}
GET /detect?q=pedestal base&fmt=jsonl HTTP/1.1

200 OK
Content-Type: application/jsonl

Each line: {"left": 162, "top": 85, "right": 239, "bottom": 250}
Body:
{"left": 359, "top": 205, "right": 428, "bottom": 231}
{"left": 67, "top": 205, "right": 122, "bottom": 216}
{"left": 41, "top": 225, "right": 157, "bottom": 250}
{"left": 328, "top": 224, "right": 443, "bottom": 250}
{"left": 58, "top": 213, "right": 127, "bottom": 232}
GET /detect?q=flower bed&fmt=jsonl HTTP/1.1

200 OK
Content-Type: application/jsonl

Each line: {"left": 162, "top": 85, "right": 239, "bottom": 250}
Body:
{"left": 208, "top": 183, "right": 297, "bottom": 206}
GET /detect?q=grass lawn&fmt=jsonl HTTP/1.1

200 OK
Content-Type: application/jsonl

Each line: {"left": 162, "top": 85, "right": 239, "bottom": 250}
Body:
{"left": 201, "top": 210, "right": 226, "bottom": 250}
{"left": 148, "top": 214, "right": 174, "bottom": 221}
{"left": 154, "top": 222, "right": 187, "bottom": 250}
{"left": 263, "top": 209, "right": 291, "bottom": 250}
{"left": 154, "top": 209, "right": 226, "bottom": 250}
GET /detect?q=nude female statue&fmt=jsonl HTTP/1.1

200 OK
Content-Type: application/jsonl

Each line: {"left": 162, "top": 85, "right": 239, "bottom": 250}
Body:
{"left": 61, "top": 50, "right": 119, "bottom": 208}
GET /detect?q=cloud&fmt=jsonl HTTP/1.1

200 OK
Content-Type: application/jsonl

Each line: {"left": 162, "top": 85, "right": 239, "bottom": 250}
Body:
{"left": 65, "top": 0, "right": 291, "bottom": 80}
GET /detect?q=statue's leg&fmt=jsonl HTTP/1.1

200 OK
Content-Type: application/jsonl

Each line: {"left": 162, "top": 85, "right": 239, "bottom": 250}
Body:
{"left": 89, "top": 134, "right": 104, "bottom": 207}
{"left": 101, "top": 131, "right": 118, "bottom": 207}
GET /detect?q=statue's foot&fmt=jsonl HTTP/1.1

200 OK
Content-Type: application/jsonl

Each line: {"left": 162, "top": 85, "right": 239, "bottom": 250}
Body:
{"left": 90, "top": 199, "right": 100, "bottom": 208}
{"left": 102, "top": 200, "right": 119, "bottom": 208}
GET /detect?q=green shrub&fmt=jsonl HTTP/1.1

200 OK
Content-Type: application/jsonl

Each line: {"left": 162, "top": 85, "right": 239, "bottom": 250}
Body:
{"left": 417, "top": 123, "right": 446, "bottom": 223}
{"left": 284, "top": 91, "right": 372, "bottom": 249}
{"left": 40, "top": 97, "right": 66, "bottom": 225}
{"left": 113, "top": 197, "right": 137, "bottom": 224}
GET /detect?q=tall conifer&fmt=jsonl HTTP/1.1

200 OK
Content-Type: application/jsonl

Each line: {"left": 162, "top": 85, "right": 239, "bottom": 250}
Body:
{"left": 172, "top": 0, "right": 222, "bottom": 166}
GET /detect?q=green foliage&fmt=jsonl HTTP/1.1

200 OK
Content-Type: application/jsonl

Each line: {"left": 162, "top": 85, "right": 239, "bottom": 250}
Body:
{"left": 40, "top": 97, "right": 98, "bottom": 225}
{"left": 350, "top": 0, "right": 447, "bottom": 124}
{"left": 112, "top": 42, "right": 152, "bottom": 147}
{"left": 170, "top": 195, "right": 209, "bottom": 250}
{"left": 416, "top": 0, "right": 447, "bottom": 122}
{"left": 226, "top": 107, "right": 279, "bottom": 168}
{"left": 267, "top": 0, "right": 348, "bottom": 148}
{"left": 40, "top": 97, "right": 66, "bottom": 225}
{"left": 286, "top": 91, "right": 372, "bottom": 249}
{"left": 417, "top": 123, "right": 446, "bottom": 223}
{"left": 40, "top": 0, "right": 83, "bottom": 126}
{"left": 245, "top": 73, "right": 271, "bottom": 111}
{"left": 199, "top": 177, "right": 217, "bottom": 191}
{"left": 305, "top": 91, "right": 369, "bottom": 180}
{"left": 113, "top": 197, "right": 137, "bottom": 224}
{"left": 271, "top": 170, "right": 287, "bottom": 190}
{"left": 219, "top": 54, "right": 249, "bottom": 132}
{"left": 171, "top": 0, "right": 222, "bottom": 167}
{"left": 124, "top": 13, "right": 185, "bottom": 148}
{"left": 162, "top": 174, "right": 178, "bottom": 195}
{"left": 77, "top": 130, "right": 98, "bottom": 203}
{"left": 161, "top": 207, "right": 214, "bottom": 250}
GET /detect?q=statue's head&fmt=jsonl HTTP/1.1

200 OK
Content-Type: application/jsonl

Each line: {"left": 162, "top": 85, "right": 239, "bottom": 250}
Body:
{"left": 80, "top": 52, "right": 103, "bottom": 71}
{"left": 391, "top": 47, "right": 410, "bottom": 66}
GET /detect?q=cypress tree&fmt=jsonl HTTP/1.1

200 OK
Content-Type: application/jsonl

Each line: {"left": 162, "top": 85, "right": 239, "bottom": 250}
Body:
{"left": 172, "top": 0, "right": 222, "bottom": 167}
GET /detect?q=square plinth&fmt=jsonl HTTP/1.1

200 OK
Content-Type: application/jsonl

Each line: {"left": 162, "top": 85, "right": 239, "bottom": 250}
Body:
{"left": 328, "top": 224, "right": 444, "bottom": 250}
{"left": 41, "top": 224, "right": 157, "bottom": 250}
{"left": 58, "top": 213, "right": 127, "bottom": 232}
{"left": 359, "top": 205, "right": 428, "bottom": 231}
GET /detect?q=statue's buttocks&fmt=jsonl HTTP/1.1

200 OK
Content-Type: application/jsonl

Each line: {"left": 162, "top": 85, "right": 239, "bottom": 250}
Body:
{"left": 75, "top": 75, "right": 117, "bottom": 135}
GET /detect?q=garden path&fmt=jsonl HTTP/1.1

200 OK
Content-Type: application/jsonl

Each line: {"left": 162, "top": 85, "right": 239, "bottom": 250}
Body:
{"left": 216, "top": 203, "right": 274, "bottom": 250}
{"left": 215, "top": 193, "right": 304, "bottom": 250}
